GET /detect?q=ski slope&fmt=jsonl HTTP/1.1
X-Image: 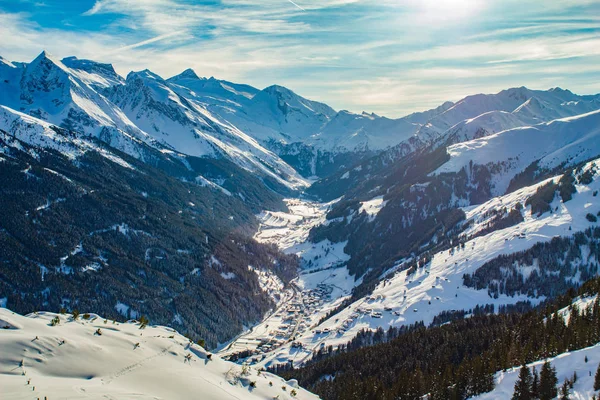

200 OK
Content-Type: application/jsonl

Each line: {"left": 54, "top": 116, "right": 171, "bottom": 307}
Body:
{"left": 0, "top": 309, "right": 319, "bottom": 400}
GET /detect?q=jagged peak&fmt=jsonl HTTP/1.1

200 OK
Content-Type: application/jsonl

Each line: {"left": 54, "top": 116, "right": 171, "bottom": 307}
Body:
{"left": 169, "top": 68, "right": 201, "bottom": 81}
{"left": 61, "top": 56, "right": 119, "bottom": 78}
{"left": 126, "top": 69, "right": 165, "bottom": 83}
{"left": 24, "top": 50, "right": 71, "bottom": 78}
{"left": 31, "top": 50, "right": 65, "bottom": 67}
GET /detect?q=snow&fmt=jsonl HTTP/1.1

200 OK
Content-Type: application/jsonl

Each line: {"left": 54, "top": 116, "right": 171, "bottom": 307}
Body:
{"left": 196, "top": 175, "right": 232, "bottom": 196}
{"left": 475, "top": 344, "right": 600, "bottom": 400}
{"left": 220, "top": 272, "right": 236, "bottom": 280}
{"left": 0, "top": 309, "right": 318, "bottom": 400}
{"left": 359, "top": 196, "right": 387, "bottom": 221}
{"left": 233, "top": 158, "right": 600, "bottom": 368}
{"left": 475, "top": 295, "right": 600, "bottom": 400}
{"left": 435, "top": 110, "right": 600, "bottom": 195}
{"left": 114, "top": 302, "right": 131, "bottom": 318}
{"left": 220, "top": 199, "right": 359, "bottom": 367}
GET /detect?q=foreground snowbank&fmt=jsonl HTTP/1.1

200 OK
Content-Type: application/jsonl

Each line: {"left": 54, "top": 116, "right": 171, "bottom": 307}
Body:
{"left": 0, "top": 308, "right": 319, "bottom": 400}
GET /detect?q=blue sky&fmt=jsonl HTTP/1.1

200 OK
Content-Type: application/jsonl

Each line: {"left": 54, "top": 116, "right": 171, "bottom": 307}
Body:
{"left": 1, "top": 0, "right": 599, "bottom": 117}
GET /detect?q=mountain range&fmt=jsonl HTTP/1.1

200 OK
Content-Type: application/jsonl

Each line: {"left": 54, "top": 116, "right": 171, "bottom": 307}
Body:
{"left": 2, "top": 50, "right": 600, "bottom": 400}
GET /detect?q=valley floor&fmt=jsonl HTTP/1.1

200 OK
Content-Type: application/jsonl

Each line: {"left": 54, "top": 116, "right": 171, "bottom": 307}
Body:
{"left": 218, "top": 199, "right": 359, "bottom": 367}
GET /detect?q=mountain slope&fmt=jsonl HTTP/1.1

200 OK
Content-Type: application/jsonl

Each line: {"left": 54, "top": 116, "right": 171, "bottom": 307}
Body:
{"left": 0, "top": 309, "right": 318, "bottom": 400}
{"left": 107, "top": 69, "right": 308, "bottom": 192}
{"left": 10, "top": 52, "right": 152, "bottom": 155}
{"left": 436, "top": 109, "right": 600, "bottom": 195}
{"left": 0, "top": 108, "right": 297, "bottom": 347}
{"left": 243, "top": 157, "right": 600, "bottom": 370}
{"left": 1, "top": 52, "right": 308, "bottom": 193}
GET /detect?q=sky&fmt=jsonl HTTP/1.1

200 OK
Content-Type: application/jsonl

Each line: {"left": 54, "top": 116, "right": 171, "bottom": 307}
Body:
{"left": 0, "top": 0, "right": 599, "bottom": 117}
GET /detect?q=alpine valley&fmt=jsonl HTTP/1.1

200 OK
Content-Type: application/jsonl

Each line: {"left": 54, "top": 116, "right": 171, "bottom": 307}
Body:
{"left": 2, "top": 51, "right": 600, "bottom": 400}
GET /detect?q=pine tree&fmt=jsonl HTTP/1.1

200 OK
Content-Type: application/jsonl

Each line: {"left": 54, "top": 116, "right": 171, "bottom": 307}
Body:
{"left": 531, "top": 367, "right": 539, "bottom": 398}
{"left": 512, "top": 365, "right": 533, "bottom": 400}
{"left": 559, "top": 379, "right": 570, "bottom": 400}
{"left": 594, "top": 362, "right": 600, "bottom": 391}
{"left": 539, "top": 361, "right": 558, "bottom": 400}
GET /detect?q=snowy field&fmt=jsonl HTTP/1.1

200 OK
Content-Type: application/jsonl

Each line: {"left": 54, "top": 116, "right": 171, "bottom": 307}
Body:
{"left": 0, "top": 308, "right": 318, "bottom": 400}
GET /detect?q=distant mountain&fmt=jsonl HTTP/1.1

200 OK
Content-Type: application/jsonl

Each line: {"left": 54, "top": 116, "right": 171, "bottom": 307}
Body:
{"left": 436, "top": 109, "right": 600, "bottom": 195}
{"left": 308, "top": 87, "right": 600, "bottom": 201}
{"left": 0, "top": 52, "right": 308, "bottom": 193}
{"left": 0, "top": 51, "right": 152, "bottom": 158}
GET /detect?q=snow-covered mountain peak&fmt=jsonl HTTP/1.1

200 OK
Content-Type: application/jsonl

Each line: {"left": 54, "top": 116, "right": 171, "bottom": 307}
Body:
{"left": 20, "top": 51, "right": 73, "bottom": 112}
{"left": 436, "top": 108, "right": 600, "bottom": 195}
{"left": 29, "top": 50, "right": 68, "bottom": 72}
{"left": 253, "top": 84, "right": 336, "bottom": 118}
{"left": 126, "top": 68, "right": 165, "bottom": 83}
{"left": 61, "top": 56, "right": 123, "bottom": 88}
{"left": 171, "top": 67, "right": 201, "bottom": 81}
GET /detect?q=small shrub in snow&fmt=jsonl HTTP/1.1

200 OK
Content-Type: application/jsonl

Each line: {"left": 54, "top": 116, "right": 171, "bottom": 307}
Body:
{"left": 138, "top": 315, "right": 149, "bottom": 329}
{"left": 83, "top": 313, "right": 91, "bottom": 320}
{"left": 72, "top": 310, "right": 80, "bottom": 320}
{"left": 587, "top": 213, "right": 598, "bottom": 223}
{"left": 50, "top": 316, "right": 60, "bottom": 326}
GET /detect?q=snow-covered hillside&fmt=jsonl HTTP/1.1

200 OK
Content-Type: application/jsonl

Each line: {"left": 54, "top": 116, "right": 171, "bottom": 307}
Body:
{"left": 436, "top": 109, "right": 600, "bottom": 195}
{"left": 0, "top": 309, "right": 318, "bottom": 400}
{"left": 231, "top": 157, "right": 600, "bottom": 368}
{"left": 474, "top": 344, "right": 600, "bottom": 400}
{"left": 107, "top": 69, "right": 308, "bottom": 190}
{"left": 475, "top": 295, "right": 600, "bottom": 400}
{"left": 0, "top": 105, "right": 139, "bottom": 169}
